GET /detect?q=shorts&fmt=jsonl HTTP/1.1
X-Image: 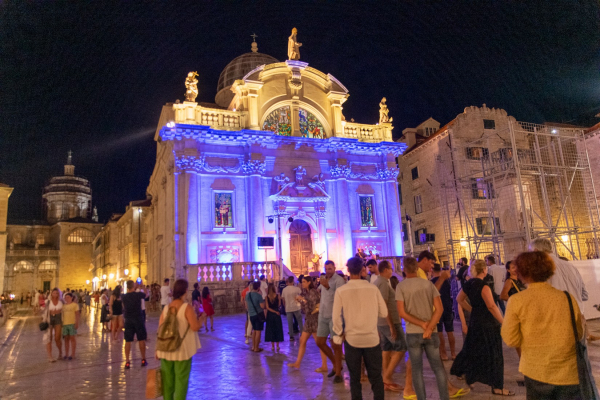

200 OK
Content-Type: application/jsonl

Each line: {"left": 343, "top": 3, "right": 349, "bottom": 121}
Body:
{"left": 50, "top": 313, "right": 62, "bottom": 326}
{"left": 62, "top": 324, "right": 77, "bottom": 337}
{"left": 250, "top": 315, "right": 264, "bottom": 331}
{"left": 437, "top": 310, "right": 455, "bottom": 333}
{"left": 378, "top": 323, "right": 407, "bottom": 352}
{"left": 124, "top": 318, "right": 147, "bottom": 342}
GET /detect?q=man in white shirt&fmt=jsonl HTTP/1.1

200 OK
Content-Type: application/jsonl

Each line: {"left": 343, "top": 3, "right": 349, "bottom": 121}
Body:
{"left": 160, "top": 278, "right": 172, "bottom": 310}
{"left": 316, "top": 261, "right": 346, "bottom": 383}
{"left": 281, "top": 277, "right": 303, "bottom": 341}
{"left": 333, "top": 257, "right": 387, "bottom": 400}
{"left": 485, "top": 255, "right": 506, "bottom": 313}
{"left": 530, "top": 238, "right": 588, "bottom": 312}
{"left": 366, "top": 259, "right": 380, "bottom": 285}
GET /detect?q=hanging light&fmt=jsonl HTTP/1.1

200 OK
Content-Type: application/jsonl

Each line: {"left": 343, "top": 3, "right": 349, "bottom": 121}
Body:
{"left": 102, "top": 274, "right": 107, "bottom": 280}
{"left": 109, "top": 273, "right": 114, "bottom": 279}
{"left": 460, "top": 238, "right": 468, "bottom": 247}
{"left": 124, "top": 269, "right": 129, "bottom": 276}
{"left": 86, "top": 280, "right": 90, "bottom": 285}
{"left": 268, "top": 217, "right": 274, "bottom": 223}
{"left": 288, "top": 217, "right": 294, "bottom": 223}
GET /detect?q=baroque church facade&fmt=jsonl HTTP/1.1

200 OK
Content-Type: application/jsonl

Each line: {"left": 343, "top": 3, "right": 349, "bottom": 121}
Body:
{"left": 146, "top": 38, "right": 406, "bottom": 280}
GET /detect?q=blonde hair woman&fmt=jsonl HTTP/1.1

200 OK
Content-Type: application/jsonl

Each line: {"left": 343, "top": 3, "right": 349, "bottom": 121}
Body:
{"left": 451, "top": 260, "right": 513, "bottom": 396}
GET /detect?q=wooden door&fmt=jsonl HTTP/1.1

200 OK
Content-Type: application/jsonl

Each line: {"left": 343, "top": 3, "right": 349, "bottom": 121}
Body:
{"left": 289, "top": 220, "right": 313, "bottom": 275}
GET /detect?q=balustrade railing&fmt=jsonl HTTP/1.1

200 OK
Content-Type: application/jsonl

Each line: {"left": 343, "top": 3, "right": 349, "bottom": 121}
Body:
{"left": 7, "top": 249, "right": 59, "bottom": 257}
{"left": 185, "top": 261, "right": 280, "bottom": 283}
{"left": 342, "top": 122, "right": 392, "bottom": 142}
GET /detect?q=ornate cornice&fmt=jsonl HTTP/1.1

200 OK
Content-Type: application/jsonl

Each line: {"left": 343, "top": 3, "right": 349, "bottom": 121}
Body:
{"left": 241, "top": 160, "right": 267, "bottom": 175}
{"left": 330, "top": 163, "right": 399, "bottom": 181}
{"left": 175, "top": 154, "right": 267, "bottom": 176}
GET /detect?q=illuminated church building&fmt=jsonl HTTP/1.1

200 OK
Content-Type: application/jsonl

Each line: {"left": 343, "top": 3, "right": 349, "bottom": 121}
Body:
{"left": 146, "top": 38, "right": 406, "bottom": 280}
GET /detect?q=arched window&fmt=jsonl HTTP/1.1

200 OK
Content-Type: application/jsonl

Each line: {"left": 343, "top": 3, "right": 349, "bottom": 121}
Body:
{"left": 68, "top": 228, "right": 93, "bottom": 243}
{"left": 262, "top": 106, "right": 292, "bottom": 136}
{"left": 39, "top": 260, "right": 57, "bottom": 271}
{"left": 299, "top": 108, "right": 325, "bottom": 139}
{"left": 14, "top": 260, "right": 33, "bottom": 272}
{"left": 262, "top": 106, "right": 326, "bottom": 138}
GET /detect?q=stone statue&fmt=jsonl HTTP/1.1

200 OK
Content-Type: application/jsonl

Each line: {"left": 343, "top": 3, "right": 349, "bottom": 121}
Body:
{"left": 274, "top": 173, "right": 290, "bottom": 191}
{"left": 287, "top": 28, "right": 302, "bottom": 60}
{"left": 379, "top": 97, "right": 393, "bottom": 123}
{"left": 293, "top": 166, "right": 307, "bottom": 185}
{"left": 185, "top": 71, "right": 199, "bottom": 102}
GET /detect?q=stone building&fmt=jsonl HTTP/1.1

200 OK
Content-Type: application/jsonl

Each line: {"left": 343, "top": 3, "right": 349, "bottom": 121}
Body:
{"left": 145, "top": 40, "right": 405, "bottom": 284}
{"left": 4, "top": 155, "right": 101, "bottom": 295}
{"left": 90, "top": 199, "right": 150, "bottom": 289}
{"left": 398, "top": 105, "right": 600, "bottom": 265}
{"left": 0, "top": 184, "right": 13, "bottom": 293}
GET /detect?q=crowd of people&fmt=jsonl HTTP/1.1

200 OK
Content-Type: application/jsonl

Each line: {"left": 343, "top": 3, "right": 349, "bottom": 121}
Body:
{"left": 23, "top": 235, "right": 597, "bottom": 400}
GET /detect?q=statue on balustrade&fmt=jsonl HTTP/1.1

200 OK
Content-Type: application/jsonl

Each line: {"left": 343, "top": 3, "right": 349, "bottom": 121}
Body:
{"left": 287, "top": 28, "right": 302, "bottom": 60}
{"left": 379, "top": 97, "right": 393, "bottom": 123}
{"left": 293, "top": 166, "right": 307, "bottom": 185}
{"left": 185, "top": 71, "right": 199, "bottom": 102}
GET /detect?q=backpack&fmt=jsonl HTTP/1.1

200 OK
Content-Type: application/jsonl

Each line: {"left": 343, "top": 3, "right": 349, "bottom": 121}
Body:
{"left": 156, "top": 304, "right": 189, "bottom": 352}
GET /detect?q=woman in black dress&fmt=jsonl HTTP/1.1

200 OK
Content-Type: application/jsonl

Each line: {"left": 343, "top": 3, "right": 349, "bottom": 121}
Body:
{"left": 500, "top": 261, "right": 526, "bottom": 301}
{"left": 451, "top": 260, "right": 514, "bottom": 396}
{"left": 264, "top": 283, "right": 284, "bottom": 351}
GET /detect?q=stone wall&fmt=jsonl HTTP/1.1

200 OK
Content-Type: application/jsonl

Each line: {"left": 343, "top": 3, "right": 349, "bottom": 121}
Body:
{"left": 193, "top": 280, "right": 248, "bottom": 315}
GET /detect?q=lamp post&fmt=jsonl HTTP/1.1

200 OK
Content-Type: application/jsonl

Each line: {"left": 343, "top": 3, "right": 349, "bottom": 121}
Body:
{"left": 138, "top": 208, "right": 142, "bottom": 279}
{"left": 266, "top": 212, "right": 292, "bottom": 280}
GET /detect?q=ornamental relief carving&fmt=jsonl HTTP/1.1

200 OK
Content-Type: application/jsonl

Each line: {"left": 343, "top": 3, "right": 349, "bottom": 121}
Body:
{"left": 175, "top": 154, "right": 266, "bottom": 176}
{"left": 330, "top": 163, "right": 398, "bottom": 181}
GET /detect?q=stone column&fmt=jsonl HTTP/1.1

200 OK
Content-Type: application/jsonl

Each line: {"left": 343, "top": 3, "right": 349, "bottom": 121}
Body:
{"left": 335, "top": 177, "right": 353, "bottom": 262}
{"left": 0, "top": 186, "right": 12, "bottom": 293}
{"left": 186, "top": 172, "right": 200, "bottom": 264}
{"left": 385, "top": 179, "right": 403, "bottom": 256}
{"left": 247, "top": 174, "right": 264, "bottom": 261}
{"left": 316, "top": 208, "right": 328, "bottom": 260}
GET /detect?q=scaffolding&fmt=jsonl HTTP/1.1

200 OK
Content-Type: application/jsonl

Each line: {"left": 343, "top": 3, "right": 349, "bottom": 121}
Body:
{"left": 438, "top": 120, "right": 600, "bottom": 265}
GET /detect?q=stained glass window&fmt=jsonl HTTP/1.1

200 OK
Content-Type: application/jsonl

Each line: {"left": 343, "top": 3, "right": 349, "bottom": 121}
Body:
{"left": 262, "top": 106, "right": 292, "bottom": 136}
{"left": 215, "top": 193, "right": 233, "bottom": 228}
{"left": 299, "top": 108, "right": 325, "bottom": 138}
{"left": 359, "top": 196, "right": 375, "bottom": 227}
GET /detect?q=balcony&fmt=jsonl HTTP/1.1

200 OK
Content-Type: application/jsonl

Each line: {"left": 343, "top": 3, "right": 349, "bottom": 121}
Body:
{"left": 342, "top": 122, "right": 393, "bottom": 142}
{"left": 7, "top": 249, "right": 59, "bottom": 257}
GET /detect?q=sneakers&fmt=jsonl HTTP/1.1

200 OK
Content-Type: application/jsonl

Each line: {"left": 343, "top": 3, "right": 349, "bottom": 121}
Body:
{"left": 141, "top": 359, "right": 148, "bottom": 367}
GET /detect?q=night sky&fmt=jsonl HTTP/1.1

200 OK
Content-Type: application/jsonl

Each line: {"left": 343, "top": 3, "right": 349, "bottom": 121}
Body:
{"left": 1, "top": 1, "right": 599, "bottom": 223}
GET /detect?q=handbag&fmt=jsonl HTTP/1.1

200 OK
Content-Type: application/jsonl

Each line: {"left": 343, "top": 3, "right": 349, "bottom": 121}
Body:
{"left": 564, "top": 291, "right": 600, "bottom": 400}
{"left": 145, "top": 367, "right": 163, "bottom": 399}
{"left": 39, "top": 306, "right": 49, "bottom": 331}
{"left": 250, "top": 294, "right": 265, "bottom": 324}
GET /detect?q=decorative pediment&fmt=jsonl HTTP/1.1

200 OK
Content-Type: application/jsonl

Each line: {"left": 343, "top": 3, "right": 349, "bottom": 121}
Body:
{"left": 270, "top": 173, "right": 330, "bottom": 203}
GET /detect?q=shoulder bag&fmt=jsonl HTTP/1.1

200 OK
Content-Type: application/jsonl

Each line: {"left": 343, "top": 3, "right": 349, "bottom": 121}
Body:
{"left": 565, "top": 291, "right": 600, "bottom": 399}
{"left": 250, "top": 294, "right": 265, "bottom": 324}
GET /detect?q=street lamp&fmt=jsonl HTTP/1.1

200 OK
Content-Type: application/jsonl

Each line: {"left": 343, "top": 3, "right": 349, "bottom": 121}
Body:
{"left": 266, "top": 212, "right": 292, "bottom": 280}
{"left": 86, "top": 280, "right": 90, "bottom": 285}
{"left": 109, "top": 273, "right": 114, "bottom": 279}
{"left": 124, "top": 269, "right": 129, "bottom": 276}
{"left": 102, "top": 274, "right": 107, "bottom": 280}
{"left": 138, "top": 208, "right": 142, "bottom": 279}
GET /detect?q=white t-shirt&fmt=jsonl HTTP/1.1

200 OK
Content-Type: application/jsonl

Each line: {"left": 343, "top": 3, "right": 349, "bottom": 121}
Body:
{"left": 160, "top": 285, "right": 172, "bottom": 306}
{"left": 488, "top": 264, "right": 506, "bottom": 296}
{"left": 260, "top": 281, "right": 268, "bottom": 299}
{"left": 281, "top": 285, "right": 301, "bottom": 312}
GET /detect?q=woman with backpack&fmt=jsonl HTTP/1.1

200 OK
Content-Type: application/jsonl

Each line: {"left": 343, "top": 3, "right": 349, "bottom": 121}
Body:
{"left": 156, "top": 279, "right": 202, "bottom": 400}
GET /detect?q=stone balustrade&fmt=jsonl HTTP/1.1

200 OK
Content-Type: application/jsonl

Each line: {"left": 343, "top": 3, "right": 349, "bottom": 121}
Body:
{"left": 342, "top": 122, "right": 393, "bottom": 142}
{"left": 7, "top": 249, "right": 60, "bottom": 257}
{"left": 173, "top": 103, "right": 245, "bottom": 130}
{"left": 185, "top": 261, "right": 280, "bottom": 284}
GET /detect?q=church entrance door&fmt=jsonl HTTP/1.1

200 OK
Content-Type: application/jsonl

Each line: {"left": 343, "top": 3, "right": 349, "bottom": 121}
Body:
{"left": 289, "top": 219, "right": 313, "bottom": 276}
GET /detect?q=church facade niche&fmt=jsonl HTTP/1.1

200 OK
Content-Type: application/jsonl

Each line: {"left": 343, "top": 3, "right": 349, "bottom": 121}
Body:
{"left": 146, "top": 51, "right": 405, "bottom": 280}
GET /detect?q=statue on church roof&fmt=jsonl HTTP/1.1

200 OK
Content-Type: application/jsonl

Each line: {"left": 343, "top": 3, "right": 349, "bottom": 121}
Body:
{"left": 185, "top": 71, "right": 199, "bottom": 102}
{"left": 287, "top": 28, "right": 302, "bottom": 60}
{"left": 379, "top": 97, "right": 393, "bottom": 123}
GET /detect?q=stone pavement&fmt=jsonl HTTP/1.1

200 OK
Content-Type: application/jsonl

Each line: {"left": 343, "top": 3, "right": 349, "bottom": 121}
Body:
{"left": 1, "top": 306, "right": 600, "bottom": 400}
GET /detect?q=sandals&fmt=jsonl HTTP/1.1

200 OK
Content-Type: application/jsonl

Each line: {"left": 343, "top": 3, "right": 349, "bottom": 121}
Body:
{"left": 492, "top": 388, "right": 515, "bottom": 396}
{"left": 450, "top": 388, "right": 470, "bottom": 398}
{"left": 384, "top": 382, "right": 403, "bottom": 392}
{"left": 125, "top": 361, "right": 131, "bottom": 369}
{"left": 314, "top": 367, "right": 328, "bottom": 373}
{"left": 141, "top": 359, "right": 148, "bottom": 367}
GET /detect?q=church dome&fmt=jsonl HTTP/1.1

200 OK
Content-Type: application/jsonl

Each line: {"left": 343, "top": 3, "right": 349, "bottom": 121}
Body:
{"left": 215, "top": 41, "right": 278, "bottom": 107}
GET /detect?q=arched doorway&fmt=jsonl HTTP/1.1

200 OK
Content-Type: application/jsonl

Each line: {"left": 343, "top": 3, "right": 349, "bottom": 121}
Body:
{"left": 289, "top": 219, "right": 313, "bottom": 276}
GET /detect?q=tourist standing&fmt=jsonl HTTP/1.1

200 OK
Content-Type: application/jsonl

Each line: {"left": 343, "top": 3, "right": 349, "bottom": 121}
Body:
{"left": 161, "top": 278, "right": 172, "bottom": 310}
{"left": 34, "top": 290, "right": 40, "bottom": 313}
{"left": 333, "top": 257, "right": 387, "bottom": 400}
{"left": 201, "top": 287, "right": 215, "bottom": 332}
{"left": 451, "top": 260, "right": 512, "bottom": 396}
{"left": 375, "top": 260, "right": 408, "bottom": 393}
{"left": 241, "top": 281, "right": 252, "bottom": 344}
{"left": 485, "top": 255, "right": 506, "bottom": 313}
{"left": 246, "top": 281, "right": 265, "bottom": 352}
{"left": 61, "top": 293, "right": 80, "bottom": 360}
{"left": 366, "top": 259, "right": 379, "bottom": 284}
{"left": 281, "top": 276, "right": 303, "bottom": 340}
{"left": 431, "top": 264, "right": 456, "bottom": 360}
{"left": 100, "top": 289, "right": 110, "bottom": 332}
{"left": 122, "top": 280, "right": 148, "bottom": 369}
{"left": 109, "top": 285, "right": 124, "bottom": 341}
{"left": 264, "top": 283, "right": 284, "bottom": 351}
{"left": 38, "top": 290, "right": 46, "bottom": 310}
{"left": 529, "top": 238, "right": 588, "bottom": 312}
{"left": 46, "top": 288, "right": 63, "bottom": 360}
{"left": 316, "top": 260, "right": 345, "bottom": 383}
{"left": 456, "top": 257, "right": 469, "bottom": 288}
{"left": 259, "top": 275, "right": 268, "bottom": 299}
{"left": 502, "top": 251, "right": 586, "bottom": 399}
{"left": 287, "top": 276, "right": 328, "bottom": 371}
{"left": 499, "top": 261, "right": 526, "bottom": 302}
{"left": 397, "top": 256, "right": 449, "bottom": 400}
{"left": 157, "top": 279, "right": 202, "bottom": 400}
